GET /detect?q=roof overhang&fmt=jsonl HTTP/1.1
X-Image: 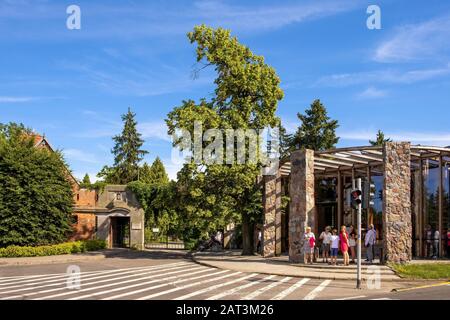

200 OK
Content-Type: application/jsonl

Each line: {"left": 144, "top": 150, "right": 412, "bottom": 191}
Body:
{"left": 279, "top": 145, "right": 450, "bottom": 177}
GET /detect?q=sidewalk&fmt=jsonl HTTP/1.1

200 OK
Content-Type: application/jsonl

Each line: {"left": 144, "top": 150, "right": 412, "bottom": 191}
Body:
{"left": 192, "top": 250, "right": 402, "bottom": 281}
{"left": 0, "top": 249, "right": 127, "bottom": 267}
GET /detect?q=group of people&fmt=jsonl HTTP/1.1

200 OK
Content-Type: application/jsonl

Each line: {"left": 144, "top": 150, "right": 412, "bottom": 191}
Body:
{"left": 303, "top": 224, "right": 377, "bottom": 265}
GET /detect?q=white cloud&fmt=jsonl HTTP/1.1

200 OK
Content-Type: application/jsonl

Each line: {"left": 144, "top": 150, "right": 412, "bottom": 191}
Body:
{"left": 0, "top": 96, "right": 36, "bottom": 103}
{"left": 139, "top": 121, "right": 171, "bottom": 142}
{"left": 315, "top": 64, "right": 450, "bottom": 87}
{"left": 374, "top": 15, "right": 450, "bottom": 63}
{"left": 63, "top": 148, "right": 101, "bottom": 164}
{"left": 355, "top": 86, "right": 387, "bottom": 99}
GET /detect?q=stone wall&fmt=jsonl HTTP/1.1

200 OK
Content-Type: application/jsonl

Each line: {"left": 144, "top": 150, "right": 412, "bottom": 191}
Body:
{"left": 263, "top": 172, "right": 281, "bottom": 257}
{"left": 289, "top": 149, "right": 315, "bottom": 263}
{"left": 383, "top": 142, "right": 412, "bottom": 263}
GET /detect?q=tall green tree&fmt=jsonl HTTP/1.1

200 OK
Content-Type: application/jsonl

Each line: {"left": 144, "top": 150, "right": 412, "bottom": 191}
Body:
{"left": 0, "top": 123, "right": 74, "bottom": 247}
{"left": 291, "top": 99, "right": 339, "bottom": 151}
{"left": 167, "top": 25, "right": 283, "bottom": 255}
{"left": 79, "top": 173, "right": 91, "bottom": 188}
{"left": 279, "top": 124, "right": 293, "bottom": 159}
{"left": 139, "top": 157, "right": 169, "bottom": 185}
{"left": 369, "top": 130, "right": 392, "bottom": 146}
{"left": 98, "top": 108, "right": 148, "bottom": 184}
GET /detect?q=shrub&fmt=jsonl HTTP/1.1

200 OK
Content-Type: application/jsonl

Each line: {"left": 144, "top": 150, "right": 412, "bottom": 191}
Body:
{"left": 0, "top": 240, "right": 107, "bottom": 258}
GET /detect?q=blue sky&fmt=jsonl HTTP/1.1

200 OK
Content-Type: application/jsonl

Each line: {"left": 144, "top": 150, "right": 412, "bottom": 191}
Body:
{"left": 1, "top": 0, "right": 450, "bottom": 180}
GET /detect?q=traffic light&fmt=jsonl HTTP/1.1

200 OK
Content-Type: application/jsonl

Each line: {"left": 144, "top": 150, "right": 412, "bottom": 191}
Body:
{"left": 351, "top": 189, "right": 362, "bottom": 210}
{"left": 363, "top": 181, "right": 376, "bottom": 208}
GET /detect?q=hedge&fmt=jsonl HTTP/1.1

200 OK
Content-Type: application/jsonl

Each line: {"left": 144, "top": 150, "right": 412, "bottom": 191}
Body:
{"left": 0, "top": 239, "right": 107, "bottom": 258}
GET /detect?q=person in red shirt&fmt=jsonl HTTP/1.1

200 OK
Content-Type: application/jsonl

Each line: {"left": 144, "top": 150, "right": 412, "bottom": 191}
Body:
{"left": 340, "top": 225, "right": 350, "bottom": 266}
{"left": 447, "top": 230, "right": 450, "bottom": 258}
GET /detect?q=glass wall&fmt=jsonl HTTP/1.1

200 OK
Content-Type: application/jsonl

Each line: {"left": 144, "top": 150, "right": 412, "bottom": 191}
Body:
{"left": 443, "top": 157, "right": 450, "bottom": 258}
{"left": 369, "top": 173, "right": 383, "bottom": 240}
{"left": 423, "top": 159, "right": 440, "bottom": 258}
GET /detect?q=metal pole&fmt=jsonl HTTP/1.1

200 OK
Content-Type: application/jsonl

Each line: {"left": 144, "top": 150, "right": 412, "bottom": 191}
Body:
{"left": 356, "top": 178, "right": 362, "bottom": 289}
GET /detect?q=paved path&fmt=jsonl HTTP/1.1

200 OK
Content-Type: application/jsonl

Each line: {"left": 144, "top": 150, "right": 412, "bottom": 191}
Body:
{"left": 0, "top": 250, "right": 442, "bottom": 300}
{"left": 193, "top": 251, "right": 401, "bottom": 281}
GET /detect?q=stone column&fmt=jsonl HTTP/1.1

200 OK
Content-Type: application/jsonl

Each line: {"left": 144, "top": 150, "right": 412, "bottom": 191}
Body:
{"left": 289, "top": 149, "right": 315, "bottom": 263}
{"left": 263, "top": 171, "right": 281, "bottom": 257}
{"left": 383, "top": 142, "right": 412, "bottom": 263}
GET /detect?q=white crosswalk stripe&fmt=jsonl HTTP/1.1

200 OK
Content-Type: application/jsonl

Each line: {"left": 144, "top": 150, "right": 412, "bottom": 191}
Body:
{"left": 303, "top": 280, "right": 332, "bottom": 300}
{"left": 271, "top": 278, "right": 310, "bottom": 300}
{"left": 0, "top": 261, "right": 339, "bottom": 301}
{"left": 102, "top": 269, "right": 230, "bottom": 300}
{"left": 173, "top": 273, "right": 258, "bottom": 300}
{"left": 206, "top": 275, "right": 276, "bottom": 300}
{"left": 0, "top": 263, "right": 189, "bottom": 293}
{"left": 137, "top": 271, "right": 242, "bottom": 300}
{"left": 35, "top": 265, "right": 204, "bottom": 300}
{"left": 242, "top": 276, "right": 292, "bottom": 300}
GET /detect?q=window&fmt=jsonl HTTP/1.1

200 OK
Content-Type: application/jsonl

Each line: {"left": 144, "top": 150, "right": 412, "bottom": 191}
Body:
{"left": 116, "top": 192, "right": 122, "bottom": 201}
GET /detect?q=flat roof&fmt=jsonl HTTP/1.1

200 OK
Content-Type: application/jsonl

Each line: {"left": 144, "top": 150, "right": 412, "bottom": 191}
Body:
{"left": 279, "top": 145, "right": 450, "bottom": 177}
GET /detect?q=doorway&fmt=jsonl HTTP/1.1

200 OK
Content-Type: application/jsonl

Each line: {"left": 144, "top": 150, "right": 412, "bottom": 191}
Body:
{"left": 110, "top": 217, "right": 130, "bottom": 248}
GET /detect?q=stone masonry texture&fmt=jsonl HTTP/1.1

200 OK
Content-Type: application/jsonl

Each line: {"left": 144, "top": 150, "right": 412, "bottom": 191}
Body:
{"left": 383, "top": 142, "right": 412, "bottom": 263}
{"left": 289, "top": 149, "right": 315, "bottom": 263}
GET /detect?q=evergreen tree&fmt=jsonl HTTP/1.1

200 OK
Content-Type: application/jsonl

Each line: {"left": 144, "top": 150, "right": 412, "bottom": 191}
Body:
{"left": 149, "top": 157, "right": 169, "bottom": 185}
{"left": 139, "top": 162, "right": 153, "bottom": 184}
{"left": 369, "top": 130, "right": 392, "bottom": 146}
{"left": 291, "top": 99, "right": 339, "bottom": 151}
{"left": 0, "top": 123, "right": 74, "bottom": 247}
{"left": 80, "top": 173, "right": 91, "bottom": 188}
{"left": 279, "top": 124, "right": 293, "bottom": 159}
{"left": 98, "top": 108, "right": 148, "bottom": 184}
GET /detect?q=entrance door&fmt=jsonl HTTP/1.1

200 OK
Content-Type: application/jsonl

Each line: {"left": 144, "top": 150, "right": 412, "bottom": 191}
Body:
{"left": 110, "top": 217, "right": 130, "bottom": 248}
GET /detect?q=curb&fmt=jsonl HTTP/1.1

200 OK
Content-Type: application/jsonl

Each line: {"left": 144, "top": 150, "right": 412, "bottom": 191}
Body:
{"left": 0, "top": 250, "right": 125, "bottom": 267}
{"left": 190, "top": 253, "right": 402, "bottom": 282}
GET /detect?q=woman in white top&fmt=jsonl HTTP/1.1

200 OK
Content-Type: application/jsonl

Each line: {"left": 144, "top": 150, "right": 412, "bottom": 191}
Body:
{"left": 319, "top": 226, "right": 332, "bottom": 263}
{"left": 303, "top": 227, "right": 315, "bottom": 264}
{"left": 330, "top": 229, "right": 340, "bottom": 266}
{"left": 348, "top": 225, "right": 357, "bottom": 264}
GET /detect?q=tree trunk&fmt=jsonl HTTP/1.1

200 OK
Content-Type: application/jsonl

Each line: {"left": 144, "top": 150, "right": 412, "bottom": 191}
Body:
{"left": 241, "top": 214, "right": 255, "bottom": 255}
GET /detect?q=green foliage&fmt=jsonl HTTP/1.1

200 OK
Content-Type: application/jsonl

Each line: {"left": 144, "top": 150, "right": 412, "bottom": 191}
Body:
{"left": 166, "top": 25, "right": 283, "bottom": 254}
{"left": 0, "top": 240, "right": 107, "bottom": 258}
{"left": 390, "top": 263, "right": 450, "bottom": 279}
{"left": 79, "top": 173, "right": 92, "bottom": 188}
{"left": 369, "top": 130, "right": 392, "bottom": 146}
{"left": 291, "top": 99, "right": 339, "bottom": 151}
{"left": 139, "top": 157, "right": 169, "bottom": 185}
{"left": 0, "top": 122, "right": 75, "bottom": 247}
{"left": 98, "top": 108, "right": 148, "bottom": 184}
{"left": 128, "top": 181, "right": 181, "bottom": 237}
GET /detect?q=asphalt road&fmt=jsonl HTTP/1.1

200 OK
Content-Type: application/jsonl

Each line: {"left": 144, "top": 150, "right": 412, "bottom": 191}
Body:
{"left": 0, "top": 250, "right": 446, "bottom": 300}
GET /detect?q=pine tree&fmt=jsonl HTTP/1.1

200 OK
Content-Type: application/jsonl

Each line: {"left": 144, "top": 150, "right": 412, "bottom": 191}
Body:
{"left": 369, "top": 130, "right": 392, "bottom": 146}
{"left": 291, "top": 99, "right": 339, "bottom": 151}
{"left": 80, "top": 173, "right": 91, "bottom": 188}
{"left": 279, "top": 124, "right": 293, "bottom": 159}
{"left": 98, "top": 108, "right": 148, "bottom": 184}
{"left": 149, "top": 157, "right": 169, "bottom": 185}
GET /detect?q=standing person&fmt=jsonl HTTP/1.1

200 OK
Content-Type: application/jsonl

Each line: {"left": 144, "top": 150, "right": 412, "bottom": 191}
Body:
{"left": 330, "top": 229, "right": 339, "bottom": 266}
{"left": 303, "top": 227, "right": 315, "bottom": 264}
{"left": 256, "top": 228, "right": 262, "bottom": 254}
{"left": 215, "top": 230, "right": 223, "bottom": 246}
{"left": 340, "top": 225, "right": 350, "bottom": 266}
{"left": 365, "top": 224, "right": 376, "bottom": 263}
{"left": 447, "top": 230, "right": 450, "bottom": 258}
{"left": 425, "top": 225, "right": 433, "bottom": 258}
{"left": 348, "top": 225, "right": 357, "bottom": 264}
{"left": 433, "top": 229, "right": 440, "bottom": 258}
{"left": 319, "top": 226, "right": 332, "bottom": 263}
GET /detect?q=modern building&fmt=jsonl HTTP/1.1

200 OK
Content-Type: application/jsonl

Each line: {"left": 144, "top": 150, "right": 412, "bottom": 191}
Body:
{"left": 262, "top": 142, "right": 450, "bottom": 263}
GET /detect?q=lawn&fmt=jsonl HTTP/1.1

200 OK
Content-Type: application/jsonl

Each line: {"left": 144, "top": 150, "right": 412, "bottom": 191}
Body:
{"left": 391, "top": 263, "right": 450, "bottom": 279}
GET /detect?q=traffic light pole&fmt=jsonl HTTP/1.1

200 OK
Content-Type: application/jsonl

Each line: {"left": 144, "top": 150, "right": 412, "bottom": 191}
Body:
{"left": 356, "top": 178, "right": 362, "bottom": 289}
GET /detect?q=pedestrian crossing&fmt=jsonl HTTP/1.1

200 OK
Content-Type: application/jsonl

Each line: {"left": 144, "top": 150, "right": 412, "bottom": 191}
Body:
{"left": 0, "top": 261, "right": 341, "bottom": 300}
